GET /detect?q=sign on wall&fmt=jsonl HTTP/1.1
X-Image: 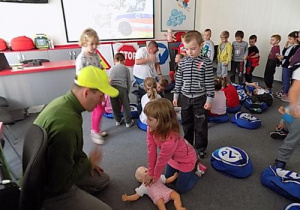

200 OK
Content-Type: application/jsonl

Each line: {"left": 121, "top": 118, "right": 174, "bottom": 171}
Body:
{"left": 161, "top": 0, "right": 196, "bottom": 31}
{"left": 112, "top": 43, "right": 139, "bottom": 81}
{"left": 97, "top": 44, "right": 114, "bottom": 71}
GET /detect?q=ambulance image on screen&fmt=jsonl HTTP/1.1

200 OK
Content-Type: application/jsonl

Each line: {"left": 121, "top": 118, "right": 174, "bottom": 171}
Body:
{"left": 114, "top": 0, "right": 154, "bottom": 38}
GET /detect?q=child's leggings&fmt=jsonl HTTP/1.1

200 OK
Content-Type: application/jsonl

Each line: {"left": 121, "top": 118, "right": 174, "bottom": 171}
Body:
{"left": 91, "top": 103, "right": 105, "bottom": 133}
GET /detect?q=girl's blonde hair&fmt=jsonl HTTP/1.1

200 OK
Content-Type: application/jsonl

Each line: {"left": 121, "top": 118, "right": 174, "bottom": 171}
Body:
{"left": 144, "top": 98, "right": 180, "bottom": 140}
{"left": 79, "top": 28, "right": 100, "bottom": 47}
{"left": 143, "top": 77, "right": 158, "bottom": 100}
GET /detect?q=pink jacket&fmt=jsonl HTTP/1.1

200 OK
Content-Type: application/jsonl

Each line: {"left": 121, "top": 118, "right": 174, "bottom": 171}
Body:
{"left": 147, "top": 128, "right": 197, "bottom": 180}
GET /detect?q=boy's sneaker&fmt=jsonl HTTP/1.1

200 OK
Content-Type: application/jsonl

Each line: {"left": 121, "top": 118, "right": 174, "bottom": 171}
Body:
{"left": 274, "top": 159, "right": 286, "bottom": 169}
{"left": 281, "top": 95, "right": 289, "bottom": 102}
{"left": 198, "top": 151, "right": 207, "bottom": 159}
{"left": 91, "top": 130, "right": 104, "bottom": 145}
{"left": 270, "top": 130, "right": 288, "bottom": 139}
{"left": 275, "top": 91, "right": 284, "bottom": 99}
{"left": 116, "top": 118, "right": 124, "bottom": 126}
{"left": 126, "top": 120, "right": 135, "bottom": 128}
{"left": 195, "top": 162, "right": 207, "bottom": 177}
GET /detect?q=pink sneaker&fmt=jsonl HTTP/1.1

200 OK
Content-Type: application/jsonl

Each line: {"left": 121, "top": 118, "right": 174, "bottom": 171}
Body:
{"left": 195, "top": 162, "right": 207, "bottom": 177}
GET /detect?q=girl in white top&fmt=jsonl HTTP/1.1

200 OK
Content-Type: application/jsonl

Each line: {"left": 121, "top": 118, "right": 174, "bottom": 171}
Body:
{"left": 209, "top": 78, "right": 227, "bottom": 116}
{"left": 139, "top": 77, "right": 161, "bottom": 124}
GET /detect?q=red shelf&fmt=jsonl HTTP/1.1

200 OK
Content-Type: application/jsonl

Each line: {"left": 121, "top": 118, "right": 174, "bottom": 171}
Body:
{"left": 0, "top": 60, "right": 75, "bottom": 76}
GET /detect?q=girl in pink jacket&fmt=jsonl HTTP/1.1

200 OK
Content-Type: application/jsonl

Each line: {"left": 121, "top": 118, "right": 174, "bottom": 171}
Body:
{"left": 143, "top": 98, "right": 206, "bottom": 194}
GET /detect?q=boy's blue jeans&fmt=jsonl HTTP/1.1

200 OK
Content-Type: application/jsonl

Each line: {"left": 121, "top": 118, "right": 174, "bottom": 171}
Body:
{"left": 165, "top": 164, "right": 199, "bottom": 194}
{"left": 282, "top": 67, "right": 293, "bottom": 94}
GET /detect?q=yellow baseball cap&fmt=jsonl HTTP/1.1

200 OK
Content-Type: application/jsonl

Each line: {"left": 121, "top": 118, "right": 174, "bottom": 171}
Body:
{"left": 75, "top": 66, "right": 119, "bottom": 97}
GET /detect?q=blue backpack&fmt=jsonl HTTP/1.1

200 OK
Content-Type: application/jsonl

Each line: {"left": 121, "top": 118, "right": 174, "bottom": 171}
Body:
{"left": 261, "top": 166, "right": 300, "bottom": 202}
{"left": 211, "top": 146, "right": 253, "bottom": 178}
{"left": 232, "top": 83, "right": 247, "bottom": 103}
{"left": 231, "top": 112, "right": 261, "bottom": 129}
{"left": 285, "top": 203, "right": 300, "bottom": 210}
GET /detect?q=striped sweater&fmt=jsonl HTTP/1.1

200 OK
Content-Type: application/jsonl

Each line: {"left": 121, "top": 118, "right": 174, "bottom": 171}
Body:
{"left": 173, "top": 56, "right": 215, "bottom": 104}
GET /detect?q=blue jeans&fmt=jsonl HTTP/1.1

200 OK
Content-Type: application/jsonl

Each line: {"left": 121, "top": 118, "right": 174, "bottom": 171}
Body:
{"left": 165, "top": 164, "right": 199, "bottom": 194}
{"left": 282, "top": 67, "right": 292, "bottom": 94}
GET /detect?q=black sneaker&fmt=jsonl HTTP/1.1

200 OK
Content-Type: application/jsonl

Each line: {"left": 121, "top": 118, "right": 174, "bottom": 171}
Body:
{"left": 270, "top": 130, "right": 287, "bottom": 139}
{"left": 198, "top": 151, "right": 207, "bottom": 159}
{"left": 274, "top": 159, "right": 286, "bottom": 169}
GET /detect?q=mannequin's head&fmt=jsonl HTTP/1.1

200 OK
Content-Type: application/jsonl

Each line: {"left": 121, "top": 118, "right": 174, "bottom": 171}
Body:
{"left": 135, "top": 166, "right": 148, "bottom": 183}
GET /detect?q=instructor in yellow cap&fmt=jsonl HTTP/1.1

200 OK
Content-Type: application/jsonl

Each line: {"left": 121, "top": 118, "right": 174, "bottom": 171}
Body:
{"left": 34, "top": 66, "right": 118, "bottom": 210}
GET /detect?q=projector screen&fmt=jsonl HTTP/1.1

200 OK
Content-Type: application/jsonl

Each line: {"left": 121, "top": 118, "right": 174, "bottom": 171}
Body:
{"left": 61, "top": 0, "right": 154, "bottom": 42}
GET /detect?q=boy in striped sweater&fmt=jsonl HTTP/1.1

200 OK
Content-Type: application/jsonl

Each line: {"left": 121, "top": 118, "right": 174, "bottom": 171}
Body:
{"left": 173, "top": 31, "right": 215, "bottom": 159}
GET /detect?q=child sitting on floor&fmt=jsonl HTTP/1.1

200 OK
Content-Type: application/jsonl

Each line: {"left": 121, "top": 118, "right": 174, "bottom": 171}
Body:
{"left": 209, "top": 78, "right": 226, "bottom": 116}
{"left": 221, "top": 77, "right": 240, "bottom": 109}
{"left": 245, "top": 82, "right": 273, "bottom": 107}
{"left": 157, "top": 78, "right": 169, "bottom": 97}
{"left": 270, "top": 106, "right": 292, "bottom": 139}
{"left": 139, "top": 77, "right": 161, "bottom": 124}
{"left": 122, "top": 166, "right": 186, "bottom": 210}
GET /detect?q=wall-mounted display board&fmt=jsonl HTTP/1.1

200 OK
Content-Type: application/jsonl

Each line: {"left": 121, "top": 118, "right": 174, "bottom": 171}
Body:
{"left": 161, "top": 0, "right": 196, "bottom": 31}
{"left": 61, "top": 0, "right": 154, "bottom": 42}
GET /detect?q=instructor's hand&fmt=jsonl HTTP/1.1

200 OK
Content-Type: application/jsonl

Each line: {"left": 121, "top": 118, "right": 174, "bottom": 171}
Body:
{"left": 89, "top": 147, "right": 104, "bottom": 176}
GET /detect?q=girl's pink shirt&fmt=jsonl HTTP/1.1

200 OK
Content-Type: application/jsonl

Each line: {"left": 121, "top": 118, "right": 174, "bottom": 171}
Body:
{"left": 147, "top": 128, "right": 197, "bottom": 180}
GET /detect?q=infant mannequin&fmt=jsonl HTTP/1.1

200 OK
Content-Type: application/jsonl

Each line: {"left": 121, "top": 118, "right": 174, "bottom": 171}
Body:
{"left": 122, "top": 166, "right": 186, "bottom": 210}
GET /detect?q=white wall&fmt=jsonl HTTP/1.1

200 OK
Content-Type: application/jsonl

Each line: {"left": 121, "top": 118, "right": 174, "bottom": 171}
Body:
{"left": 0, "top": 0, "right": 165, "bottom": 45}
{"left": 1, "top": 0, "right": 300, "bottom": 80}
{"left": 196, "top": 0, "right": 300, "bottom": 81}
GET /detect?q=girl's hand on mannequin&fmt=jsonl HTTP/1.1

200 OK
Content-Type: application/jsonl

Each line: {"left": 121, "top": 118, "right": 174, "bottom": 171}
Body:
{"left": 144, "top": 174, "right": 156, "bottom": 186}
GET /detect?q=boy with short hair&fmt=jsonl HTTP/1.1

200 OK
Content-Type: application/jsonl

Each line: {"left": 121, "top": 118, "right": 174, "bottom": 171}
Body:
{"left": 245, "top": 35, "right": 260, "bottom": 83}
{"left": 173, "top": 30, "right": 215, "bottom": 159}
{"left": 230, "top": 30, "right": 248, "bottom": 85}
{"left": 109, "top": 53, "right": 134, "bottom": 128}
{"left": 157, "top": 78, "right": 169, "bottom": 93}
{"left": 217, "top": 31, "right": 232, "bottom": 79}
{"left": 202, "top": 29, "right": 215, "bottom": 62}
{"left": 264, "top": 34, "right": 281, "bottom": 90}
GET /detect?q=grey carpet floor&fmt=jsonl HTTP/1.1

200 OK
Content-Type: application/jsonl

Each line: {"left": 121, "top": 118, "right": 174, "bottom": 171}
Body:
{"left": 3, "top": 78, "right": 300, "bottom": 210}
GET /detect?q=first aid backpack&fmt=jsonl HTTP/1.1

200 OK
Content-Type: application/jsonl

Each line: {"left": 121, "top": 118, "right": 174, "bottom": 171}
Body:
{"left": 0, "top": 38, "right": 8, "bottom": 51}
{"left": 285, "top": 203, "right": 300, "bottom": 210}
{"left": 261, "top": 166, "right": 300, "bottom": 202}
{"left": 11, "top": 36, "right": 35, "bottom": 51}
{"left": 231, "top": 112, "right": 261, "bottom": 129}
{"left": 211, "top": 146, "right": 253, "bottom": 178}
